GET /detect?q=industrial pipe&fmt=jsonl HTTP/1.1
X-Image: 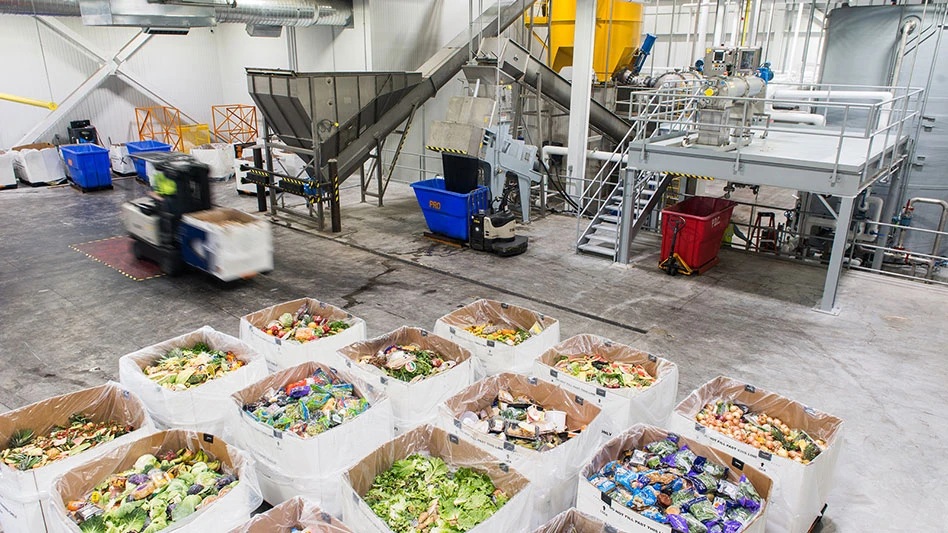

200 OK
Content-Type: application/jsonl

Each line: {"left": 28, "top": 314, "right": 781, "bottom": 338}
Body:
{"left": 768, "top": 111, "right": 826, "bottom": 126}
{"left": 897, "top": 197, "right": 948, "bottom": 258}
{"left": 889, "top": 17, "right": 919, "bottom": 87}
{"left": 769, "top": 88, "right": 895, "bottom": 128}
{"left": 0, "top": 0, "right": 353, "bottom": 26}
{"left": 0, "top": 92, "right": 57, "bottom": 110}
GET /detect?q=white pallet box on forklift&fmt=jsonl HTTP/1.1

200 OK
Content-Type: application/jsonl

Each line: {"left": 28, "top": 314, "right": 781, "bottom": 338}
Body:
{"left": 341, "top": 424, "right": 533, "bottom": 533}
{"left": 337, "top": 327, "right": 481, "bottom": 434}
{"left": 666, "top": 376, "right": 843, "bottom": 533}
{"left": 47, "top": 429, "right": 263, "bottom": 533}
{"left": 0, "top": 383, "right": 155, "bottom": 533}
{"left": 576, "top": 424, "right": 773, "bottom": 533}
{"left": 532, "top": 335, "right": 679, "bottom": 431}
{"left": 11, "top": 144, "right": 66, "bottom": 185}
{"left": 228, "top": 361, "right": 394, "bottom": 515}
{"left": 180, "top": 208, "right": 273, "bottom": 282}
{"left": 0, "top": 151, "right": 17, "bottom": 188}
{"left": 240, "top": 298, "right": 367, "bottom": 372}
{"left": 119, "top": 326, "right": 268, "bottom": 435}
{"left": 439, "top": 373, "right": 612, "bottom": 528}
{"left": 434, "top": 299, "right": 560, "bottom": 375}
{"left": 226, "top": 496, "right": 355, "bottom": 533}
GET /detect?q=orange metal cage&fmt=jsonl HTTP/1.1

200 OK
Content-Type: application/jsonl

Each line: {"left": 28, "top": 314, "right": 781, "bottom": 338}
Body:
{"left": 212, "top": 104, "right": 258, "bottom": 144}
{"left": 135, "top": 106, "right": 183, "bottom": 151}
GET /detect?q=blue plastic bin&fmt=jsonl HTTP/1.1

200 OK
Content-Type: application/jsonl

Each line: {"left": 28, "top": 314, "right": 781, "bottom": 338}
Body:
{"left": 410, "top": 178, "right": 490, "bottom": 241}
{"left": 126, "top": 140, "right": 171, "bottom": 178}
{"left": 60, "top": 144, "right": 111, "bottom": 189}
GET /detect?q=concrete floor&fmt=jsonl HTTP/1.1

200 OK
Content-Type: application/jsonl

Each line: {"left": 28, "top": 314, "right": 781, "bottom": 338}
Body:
{"left": 1, "top": 176, "right": 946, "bottom": 531}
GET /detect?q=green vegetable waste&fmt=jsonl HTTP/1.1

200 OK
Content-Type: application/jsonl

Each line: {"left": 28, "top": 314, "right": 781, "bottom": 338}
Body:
{"left": 364, "top": 454, "right": 509, "bottom": 533}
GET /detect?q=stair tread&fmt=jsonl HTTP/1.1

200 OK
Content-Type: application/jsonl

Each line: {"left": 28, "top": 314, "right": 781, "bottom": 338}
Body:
{"left": 578, "top": 243, "right": 617, "bottom": 257}
{"left": 591, "top": 223, "right": 618, "bottom": 232}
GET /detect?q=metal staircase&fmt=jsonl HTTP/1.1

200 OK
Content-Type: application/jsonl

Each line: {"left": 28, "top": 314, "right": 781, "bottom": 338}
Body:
{"left": 575, "top": 81, "right": 701, "bottom": 261}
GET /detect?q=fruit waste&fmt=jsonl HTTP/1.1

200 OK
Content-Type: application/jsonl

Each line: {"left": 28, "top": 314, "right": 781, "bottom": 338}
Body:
{"left": 695, "top": 400, "right": 827, "bottom": 463}
{"left": 553, "top": 354, "right": 656, "bottom": 389}
{"left": 587, "top": 435, "right": 764, "bottom": 533}
{"left": 262, "top": 303, "right": 351, "bottom": 343}
{"left": 144, "top": 343, "right": 246, "bottom": 391}
{"left": 359, "top": 344, "right": 456, "bottom": 383}
{"left": 364, "top": 454, "right": 508, "bottom": 533}
{"left": 0, "top": 413, "right": 134, "bottom": 471}
{"left": 243, "top": 368, "right": 369, "bottom": 438}
{"left": 463, "top": 323, "right": 540, "bottom": 346}
{"left": 67, "top": 448, "right": 238, "bottom": 533}
{"left": 464, "top": 388, "right": 581, "bottom": 452}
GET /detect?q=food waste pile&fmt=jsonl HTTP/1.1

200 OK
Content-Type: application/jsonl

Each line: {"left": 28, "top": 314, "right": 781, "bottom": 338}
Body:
{"left": 587, "top": 435, "right": 763, "bottom": 533}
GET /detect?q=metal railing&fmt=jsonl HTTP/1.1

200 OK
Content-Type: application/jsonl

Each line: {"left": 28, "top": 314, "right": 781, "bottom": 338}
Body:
{"left": 620, "top": 82, "right": 924, "bottom": 183}
{"left": 574, "top": 79, "right": 704, "bottom": 249}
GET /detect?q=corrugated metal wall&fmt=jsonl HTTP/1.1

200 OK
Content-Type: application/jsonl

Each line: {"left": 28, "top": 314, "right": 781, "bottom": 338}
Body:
{"left": 0, "top": 4, "right": 371, "bottom": 150}
{"left": 821, "top": 4, "right": 948, "bottom": 256}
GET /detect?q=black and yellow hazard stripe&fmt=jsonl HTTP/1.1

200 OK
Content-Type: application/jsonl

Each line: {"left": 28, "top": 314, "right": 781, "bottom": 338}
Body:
{"left": 70, "top": 237, "right": 164, "bottom": 282}
{"left": 425, "top": 145, "right": 468, "bottom": 155}
{"left": 668, "top": 172, "right": 715, "bottom": 181}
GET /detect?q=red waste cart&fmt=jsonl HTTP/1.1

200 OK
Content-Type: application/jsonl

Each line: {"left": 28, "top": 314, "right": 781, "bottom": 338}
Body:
{"left": 660, "top": 196, "right": 737, "bottom": 274}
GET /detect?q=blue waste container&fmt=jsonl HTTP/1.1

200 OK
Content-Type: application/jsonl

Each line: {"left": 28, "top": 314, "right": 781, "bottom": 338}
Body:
{"left": 126, "top": 140, "right": 171, "bottom": 179}
{"left": 60, "top": 144, "right": 111, "bottom": 190}
{"left": 410, "top": 178, "right": 490, "bottom": 241}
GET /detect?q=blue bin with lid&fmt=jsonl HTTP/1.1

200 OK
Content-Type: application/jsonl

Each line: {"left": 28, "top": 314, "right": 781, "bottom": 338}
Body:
{"left": 126, "top": 140, "right": 171, "bottom": 179}
{"left": 410, "top": 178, "right": 490, "bottom": 241}
{"left": 60, "top": 144, "right": 111, "bottom": 189}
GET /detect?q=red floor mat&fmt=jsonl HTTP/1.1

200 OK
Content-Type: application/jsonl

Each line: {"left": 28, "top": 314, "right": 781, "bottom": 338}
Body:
{"left": 71, "top": 236, "right": 164, "bottom": 281}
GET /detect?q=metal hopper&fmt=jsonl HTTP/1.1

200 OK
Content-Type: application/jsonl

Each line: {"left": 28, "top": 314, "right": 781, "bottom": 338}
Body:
{"left": 246, "top": 69, "right": 423, "bottom": 177}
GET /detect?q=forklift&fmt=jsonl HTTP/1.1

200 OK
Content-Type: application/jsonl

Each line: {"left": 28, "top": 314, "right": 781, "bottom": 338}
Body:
{"left": 121, "top": 154, "right": 273, "bottom": 279}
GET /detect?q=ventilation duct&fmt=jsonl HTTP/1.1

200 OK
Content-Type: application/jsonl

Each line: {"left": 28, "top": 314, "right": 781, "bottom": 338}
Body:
{"left": 0, "top": 0, "right": 353, "bottom": 27}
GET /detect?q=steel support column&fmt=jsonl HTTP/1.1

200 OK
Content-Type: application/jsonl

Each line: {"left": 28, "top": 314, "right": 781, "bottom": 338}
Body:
{"left": 252, "top": 147, "right": 267, "bottom": 212}
{"left": 817, "top": 195, "right": 855, "bottom": 314}
{"left": 329, "top": 159, "right": 342, "bottom": 232}
{"left": 565, "top": 0, "right": 597, "bottom": 202}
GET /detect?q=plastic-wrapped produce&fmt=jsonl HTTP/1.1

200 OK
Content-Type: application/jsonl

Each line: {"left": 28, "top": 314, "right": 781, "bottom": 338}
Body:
{"left": 230, "top": 361, "right": 394, "bottom": 514}
{"left": 226, "top": 496, "right": 355, "bottom": 532}
{"left": 47, "top": 429, "right": 262, "bottom": 533}
{"left": 440, "top": 373, "right": 613, "bottom": 527}
{"left": 337, "top": 327, "right": 482, "bottom": 433}
{"left": 434, "top": 299, "right": 560, "bottom": 375}
{"left": 576, "top": 424, "right": 773, "bottom": 533}
{"left": 240, "top": 298, "right": 367, "bottom": 372}
{"left": 0, "top": 383, "right": 155, "bottom": 533}
{"left": 341, "top": 424, "right": 532, "bottom": 533}
{"left": 533, "top": 335, "right": 679, "bottom": 430}
{"left": 119, "top": 326, "right": 268, "bottom": 435}
{"left": 667, "top": 376, "right": 843, "bottom": 533}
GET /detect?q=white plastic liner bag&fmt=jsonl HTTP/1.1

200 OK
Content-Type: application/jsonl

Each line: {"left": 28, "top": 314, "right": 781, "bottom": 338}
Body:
{"left": 341, "top": 424, "right": 533, "bottom": 533}
{"left": 0, "top": 383, "right": 155, "bottom": 533}
{"left": 337, "top": 326, "right": 483, "bottom": 434}
{"left": 434, "top": 299, "right": 560, "bottom": 376}
{"left": 240, "top": 298, "right": 367, "bottom": 372}
{"left": 47, "top": 429, "right": 263, "bottom": 533}
{"left": 119, "top": 326, "right": 269, "bottom": 434}
{"left": 228, "top": 360, "right": 394, "bottom": 515}
{"left": 532, "top": 334, "right": 679, "bottom": 430}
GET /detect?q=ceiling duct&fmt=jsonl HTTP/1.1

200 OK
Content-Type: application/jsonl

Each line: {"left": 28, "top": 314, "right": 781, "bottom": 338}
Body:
{"left": 0, "top": 0, "right": 353, "bottom": 27}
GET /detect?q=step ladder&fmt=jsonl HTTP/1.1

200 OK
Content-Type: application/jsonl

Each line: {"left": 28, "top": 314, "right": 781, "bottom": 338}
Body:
{"left": 750, "top": 212, "right": 778, "bottom": 253}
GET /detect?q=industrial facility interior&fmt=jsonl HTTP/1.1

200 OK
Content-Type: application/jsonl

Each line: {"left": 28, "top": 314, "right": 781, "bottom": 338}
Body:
{"left": 0, "top": 1, "right": 945, "bottom": 533}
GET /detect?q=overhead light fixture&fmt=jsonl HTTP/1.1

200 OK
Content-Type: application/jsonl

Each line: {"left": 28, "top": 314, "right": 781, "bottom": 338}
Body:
{"left": 143, "top": 27, "right": 191, "bottom": 35}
